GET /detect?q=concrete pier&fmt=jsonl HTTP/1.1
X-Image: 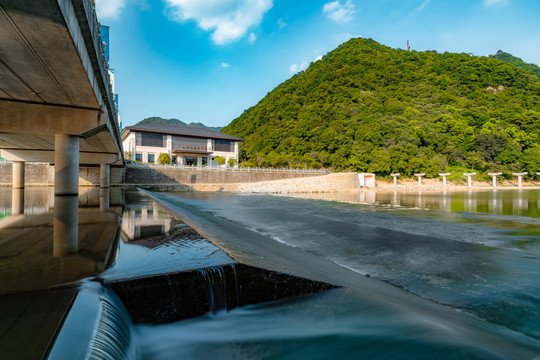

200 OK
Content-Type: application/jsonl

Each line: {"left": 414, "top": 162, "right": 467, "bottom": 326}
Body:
{"left": 54, "top": 135, "right": 80, "bottom": 196}
{"left": 11, "top": 161, "right": 25, "bottom": 214}
{"left": 463, "top": 173, "right": 476, "bottom": 187}
{"left": 391, "top": 173, "right": 400, "bottom": 185}
{"left": 100, "top": 188, "right": 110, "bottom": 212}
{"left": 100, "top": 164, "right": 110, "bottom": 188}
{"left": 439, "top": 173, "right": 451, "bottom": 187}
{"left": 54, "top": 134, "right": 80, "bottom": 256}
{"left": 53, "top": 195, "right": 79, "bottom": 256}
{"left": 414, "top": 173, "right": 425, "bottom": 186}
{"left": 512, "top": 172, "right": 527, "bottom": 187}
{"left": 488, "top": 172, "right": 502, "bottom": 187}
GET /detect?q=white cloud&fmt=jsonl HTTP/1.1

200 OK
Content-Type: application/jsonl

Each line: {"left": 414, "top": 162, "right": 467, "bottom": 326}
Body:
{"left": 289, "top": 55, "right": 323, "bottom": 75}
{"left": 221, "top": 62, "right": 231, "bottom": 68}
{"left": 322, "top": 0, "right": 356, "bottom": 23}
{"left": 334, "top": 33, "right": 360, "bottom": 44}
{"left": 164, "top": 0, "right": 273, "bottom": 45}
{"left": 248, "top": 32, "right": 257, "bottom": 44}
{"left": 277, "top": 18, "right": 287, "bottom": 31}
{"left": 95, "top": 0, "right": 126, "bottom": 19}
{"left": 483, "top": 0, "right": 509, "bottom": 7}
{"left": 415, "top": 0, "right": 431, "bottom": 12}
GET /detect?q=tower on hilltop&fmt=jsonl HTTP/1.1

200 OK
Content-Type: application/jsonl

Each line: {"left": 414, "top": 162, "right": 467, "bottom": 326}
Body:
{"left": 407, "top": 40, "right": 410, "bottom": 52}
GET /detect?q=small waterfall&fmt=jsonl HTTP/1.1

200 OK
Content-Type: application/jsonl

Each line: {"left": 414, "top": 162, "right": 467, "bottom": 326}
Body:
{"left": 47, "top": 282, "right": 140, "bottom": 360}
{"left": 86, "top": 292, "right": 139, "bottom": 360}
{"left": 198, "top": 265, "right": 239, "bottom": 313}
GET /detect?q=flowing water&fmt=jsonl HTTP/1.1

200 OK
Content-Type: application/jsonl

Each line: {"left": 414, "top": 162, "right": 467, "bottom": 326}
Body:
{"left": 1, "top": 187, "right": 540, "bottom": 358}
{"left": 136, "top": 189, "right": 540, "bottom": 359}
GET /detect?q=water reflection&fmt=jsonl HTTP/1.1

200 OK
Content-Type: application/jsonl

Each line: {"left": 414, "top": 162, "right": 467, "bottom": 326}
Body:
{"left": 285, "top": 189, "right": 539, "bottom": 218}
{"left": 0, "top": 187, "right": 123, "bottom": 294}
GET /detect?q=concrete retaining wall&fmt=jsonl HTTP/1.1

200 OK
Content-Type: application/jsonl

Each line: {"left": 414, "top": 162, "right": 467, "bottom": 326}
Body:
{"left": 124, "top": 166, "right": 327, "bottom": 185}
{"left": 0, "top": 164, "right": 123, "bottom": 186}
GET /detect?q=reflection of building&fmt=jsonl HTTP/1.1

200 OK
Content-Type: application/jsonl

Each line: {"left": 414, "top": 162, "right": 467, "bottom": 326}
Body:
{"left": 122, "top": 204, "right": 171, "bottom": 241}
{"left": 122, "top": 123, "right": 242, "bottom": 166}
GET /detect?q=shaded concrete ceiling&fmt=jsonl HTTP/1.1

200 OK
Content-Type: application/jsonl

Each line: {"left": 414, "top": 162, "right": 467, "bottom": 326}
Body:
{"left": 0, "top": 0, "right": 122, "bottom": 164}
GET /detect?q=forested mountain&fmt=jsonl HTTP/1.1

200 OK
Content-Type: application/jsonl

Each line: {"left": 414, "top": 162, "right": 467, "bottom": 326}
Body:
{"left": 135, "top": 117, "right": 222, "bottom": 132}
{"left": 223, "top": 38, "right": 540, "bottom": 177}
{"left": 489, "top": 50, "right": 540, "bottom": 78}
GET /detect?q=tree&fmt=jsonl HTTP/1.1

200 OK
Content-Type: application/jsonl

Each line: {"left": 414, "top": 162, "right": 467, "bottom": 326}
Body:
{"left": 213, "top": 156, "right": 226, "bottom": 165}
{"left": 158, "top": 153, "right": 171, "bottom": 164}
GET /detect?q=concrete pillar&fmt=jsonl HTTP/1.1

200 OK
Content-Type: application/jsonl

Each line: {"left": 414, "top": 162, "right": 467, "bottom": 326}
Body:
{"left": 463, "top": 173, "right": 476, "bottom": 187}
{"left": 197, "top": 156, "right": 202, "bottom": 169}
{"left": 53, "top": 195, "right": 79, "bottom": 256}
{"left": 13, "top": 161, "right": 25, "bottom": 189}
{"left": 439, "top": 173, "right": 451, "bottom": 187}
{"left": 414, "top": 173, "right": 425, "bottom": 186}
{"left": 54, "top": 134, "right": 79, "bottom": 256}
{"left": 391, "top": 173, "right": 400, "bottom": 185}
{"left": 100, "top": 188, "right": 110, "bottom": 212}
{"left": 54, "top": 134, "right": 79, "bottom": 196}
{"left": 12, "top": 161, "right": 25, "bottom": 215}
{"left": 513, "top": 172, "right": 527, "bottom": 187}
{"left": 488, "top": 172, "right": 502, "bottom": 187}
{"left": 100, "top": 163, "right": 110, "bottom": 188}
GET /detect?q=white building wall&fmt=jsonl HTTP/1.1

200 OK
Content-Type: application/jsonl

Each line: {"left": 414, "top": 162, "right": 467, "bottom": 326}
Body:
{"left": 125, "top": 131, "right": 240, "bottom": 164}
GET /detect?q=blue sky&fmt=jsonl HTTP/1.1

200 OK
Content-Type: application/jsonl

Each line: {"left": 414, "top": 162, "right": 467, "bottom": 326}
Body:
{"left": 95, "top": 0, "right": 540, "bottom": 128}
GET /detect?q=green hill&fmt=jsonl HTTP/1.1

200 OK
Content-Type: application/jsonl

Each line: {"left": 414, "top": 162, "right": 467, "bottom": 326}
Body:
{"left": 223, "top": 38, "right": 540, "bottom": 177}
{"left": 136, "top": 117, "right": 185, "bottom": 126}
{"left": 489, "top": 50, "right": 540, "bottom": 78}
{"left": 136, "top": 117, "right": 223, "bottom": 132}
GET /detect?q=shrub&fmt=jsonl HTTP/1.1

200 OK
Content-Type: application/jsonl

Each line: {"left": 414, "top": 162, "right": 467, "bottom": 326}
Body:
{"left": 158, "top": 153, "right": 171, "bottom": 164}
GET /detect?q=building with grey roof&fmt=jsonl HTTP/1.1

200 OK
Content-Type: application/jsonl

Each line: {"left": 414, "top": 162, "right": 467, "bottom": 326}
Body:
{"left": 122, "top": 123, "right": 242, "bottom": 166}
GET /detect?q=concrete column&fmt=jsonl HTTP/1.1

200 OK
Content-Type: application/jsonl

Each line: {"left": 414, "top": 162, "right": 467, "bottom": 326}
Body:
{"left": 100, "top": 163, "right": 110, "bottom": 188}
{"left": 414, "top": 173, "right": 425, "bottom": 186}
{"left": 100, "top": 188, "right": 110, "bottom": 212}
{"left": 54, "top": 134, "right": 79, "bottom": 196}
{"left": 513, "top": 172, "right": 527, "bottom": 187}
{"left": 391, "top": 173, "right": 400, "bottom": 185}
{"left": 197, "top": 156, "right": 202, "bottom": 169}
{"left": 13, "top": 161, "right": 25, "bottom": 189}
{"left": 54, "top": 134, "right": 79, "bottom": 256}
{"left": 463, "top": 173, "right": 476, "bottom": 187}
{"left": 12, "top": 161, "right": 25, "bottom": 215}
{"left": 488, "top": 172, "right": 502, "bottom": 187}
{"left": 53, "top": 195, "right": 79, "bottom": 256}
{"left": 439, "top": 173, "right": 451, "bottom": 187}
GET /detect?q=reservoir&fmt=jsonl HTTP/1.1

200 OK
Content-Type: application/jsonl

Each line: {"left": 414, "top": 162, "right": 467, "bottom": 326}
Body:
{"left": 1, "top": 187, "right": 539, "bottom": 359}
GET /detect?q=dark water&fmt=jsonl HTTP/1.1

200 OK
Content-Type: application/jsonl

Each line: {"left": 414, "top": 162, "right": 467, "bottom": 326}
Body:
{"left": 1, "top": 187, "right": 540, "bottom": 359}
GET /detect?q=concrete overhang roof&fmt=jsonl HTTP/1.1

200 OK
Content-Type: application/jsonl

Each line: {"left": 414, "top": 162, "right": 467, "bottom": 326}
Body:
{"left": 0, "top": 0, "right": 122, "bottom": 164}
{"left": 123, "top": 123, "right": 243, "bottom": 142}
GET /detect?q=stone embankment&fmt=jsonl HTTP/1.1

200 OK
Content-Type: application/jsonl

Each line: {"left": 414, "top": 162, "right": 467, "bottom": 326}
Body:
{"left": 189, "top": 173, "right": 359, "bottom": 193}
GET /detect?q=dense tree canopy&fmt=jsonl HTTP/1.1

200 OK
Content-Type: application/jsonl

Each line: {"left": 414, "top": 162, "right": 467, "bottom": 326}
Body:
{"left": 223, "top": 38, "right": 540, "bottom": 177}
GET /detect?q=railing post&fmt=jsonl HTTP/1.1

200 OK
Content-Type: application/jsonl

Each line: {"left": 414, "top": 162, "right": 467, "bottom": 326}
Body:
{"left": 463, "top": 173, "right": 476, "bottom": 187}
{"left": 488, "top": 172, "right": 502, "bottom": 187}
{"left": 439, "top": 173, "right": 451, "bottom": 187}
{"left": 512, "top": 172, "right": 527, "bottom": 187}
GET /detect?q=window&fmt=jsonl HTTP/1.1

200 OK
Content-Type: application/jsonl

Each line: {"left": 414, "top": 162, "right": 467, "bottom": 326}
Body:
{"left": 215, "top": 140, "right": 233, "bottom": 152}
{"left": 172, "top": 155, "right": 178, "bottom": 164}
{"left": 183, "top": 156, "right": 197, "bottom": 166}
{"left": 135, "top": 153, "right": 142, "bottom": 162}
{"left": 141, "top": 133, "right": 164, "bottom": 147}
{"left": 148, "top": 153, "right": 155, "bottom": 164}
